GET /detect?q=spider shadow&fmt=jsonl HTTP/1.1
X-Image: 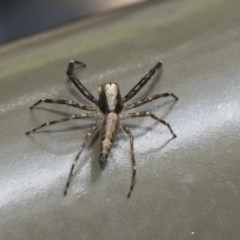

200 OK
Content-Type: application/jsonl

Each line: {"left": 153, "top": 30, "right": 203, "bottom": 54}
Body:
{"left": 60, "top": 126, "right": 115, "bottom": 190}
{"left": 153, "top": 98, "right": 178, "bottom": 120}
{"left": 124, "top": 98, "right": 178, "bottom": 136}
{"left": 89, "top": 132, "right": 103, "bottom": 184}
{"left": 154, "top": 136, "right": 176, "bottom": 154}
{"left": 69, "top": 127, "right": 102, "bottom": 186}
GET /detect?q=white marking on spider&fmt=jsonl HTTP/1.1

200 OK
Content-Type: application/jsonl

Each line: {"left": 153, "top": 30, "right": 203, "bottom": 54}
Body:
{"left": 104, "top": 83, "right": 118, "bottom": 111}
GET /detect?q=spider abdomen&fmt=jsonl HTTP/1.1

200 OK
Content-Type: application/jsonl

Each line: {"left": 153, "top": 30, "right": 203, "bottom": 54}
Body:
{"left": 99, "top": 112, "right": 119, "bottom": 168}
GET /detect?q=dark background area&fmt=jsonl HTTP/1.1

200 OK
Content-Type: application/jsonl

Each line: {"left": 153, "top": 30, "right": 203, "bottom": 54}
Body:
{"left": 0, "top": 0, "right": 143, "bottom": 44}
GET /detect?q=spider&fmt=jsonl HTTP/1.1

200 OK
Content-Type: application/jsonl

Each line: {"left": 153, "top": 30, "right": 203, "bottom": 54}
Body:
{"left": 26, "top": 60, "right": 178, "bottom": 198}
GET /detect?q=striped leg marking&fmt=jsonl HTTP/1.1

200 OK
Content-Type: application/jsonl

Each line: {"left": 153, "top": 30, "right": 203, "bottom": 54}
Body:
{"left": 29, "top": 98, "right": 96, "bottom": 111}
{"left": 125, "top": 92, "right": 178, "bottom": 110}
{"left": 122, "top": 62, "right": 162, "bottom": 103}
{"left": 66, "top": 60, "right": 98, "bottom": 105}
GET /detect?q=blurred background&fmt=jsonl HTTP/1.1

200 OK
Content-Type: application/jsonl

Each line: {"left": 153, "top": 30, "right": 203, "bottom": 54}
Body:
{"left": 0, "top": 0, "right": 145, "bottom": 44}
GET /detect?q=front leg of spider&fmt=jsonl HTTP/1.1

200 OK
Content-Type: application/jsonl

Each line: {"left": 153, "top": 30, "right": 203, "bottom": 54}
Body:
{"left": 66, "top": 60, "right": 98, "bottom": 105}
{"left": 26, "top": 60, "right": 178, "bottom": 199}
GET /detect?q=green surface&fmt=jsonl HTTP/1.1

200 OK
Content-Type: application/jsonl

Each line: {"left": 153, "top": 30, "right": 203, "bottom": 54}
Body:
{"left": 1, "top": 0, "right": 240, "bottom": 239}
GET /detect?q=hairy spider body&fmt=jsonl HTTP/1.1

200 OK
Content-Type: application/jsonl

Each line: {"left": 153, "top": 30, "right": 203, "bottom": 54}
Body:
{"left": 98, "top": 83, "right": 122, "bottom": 167}
{"left": 26, "top": 60, "right": 178, "bottom": 198}
{"left": 100, "top": 112, "right": 119, "bottom": 168}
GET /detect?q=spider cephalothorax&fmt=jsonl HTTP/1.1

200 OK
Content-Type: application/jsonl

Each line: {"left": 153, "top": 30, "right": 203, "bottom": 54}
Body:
{"left": 26, "top": 60, "right": 178, "bottom": 198}
{"left": 98, "top": 83, "right": 123, "bottom": 114}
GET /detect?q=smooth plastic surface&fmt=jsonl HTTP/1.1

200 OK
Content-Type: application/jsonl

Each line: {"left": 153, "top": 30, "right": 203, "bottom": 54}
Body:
{"left": 0, "top": 0, "right": 240, "bottom": 239}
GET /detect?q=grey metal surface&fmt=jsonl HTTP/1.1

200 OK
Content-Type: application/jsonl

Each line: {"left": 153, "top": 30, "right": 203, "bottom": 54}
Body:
{"left": 0, "top": 0, "right": 240, "bottom": 239}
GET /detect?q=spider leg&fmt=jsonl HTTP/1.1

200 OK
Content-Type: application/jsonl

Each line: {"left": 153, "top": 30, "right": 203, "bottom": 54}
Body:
{"left": 122, "top": 62, "right": 162, "bottom": 103}
{"left": 63, "top": 123, "right": 101, "bottom": 196}
{"left": 25, "top": 113, "right": 95, "bottom": 135}
{"left": 121, "top": 123, "right": 136, "bottom": 198}
{"left": 29, "top": 98, "right": 96, "bottom": 111}
{"left": 126, "top": 111, "right": 177, "bottom": 138}
{"left": 66, "top": 60, "right": 98, "bottom": 105}
{"left": 125, "top": 92, "right": 178, "bottom": 110}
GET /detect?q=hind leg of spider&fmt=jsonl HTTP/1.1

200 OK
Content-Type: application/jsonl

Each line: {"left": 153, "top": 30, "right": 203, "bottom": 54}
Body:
{"left": 121, "top": 123, "right": 136, "bottom": 198}
{"left": 126, "top": 111, "right": 177, "bottom": 138}
{"left": 29, "top": 98, "right": 95, "bottom": 111}
{"left": 63, "top": 123, "right": 101, "bottom": 196}
{"left": 25, "top": 113, "right": 95, "bottom": 135}
{"left": 125, "top": 92, "right": 178, "bottom": 110}
{"left": 122, "top": 62, "right": 162, "bottom": 103}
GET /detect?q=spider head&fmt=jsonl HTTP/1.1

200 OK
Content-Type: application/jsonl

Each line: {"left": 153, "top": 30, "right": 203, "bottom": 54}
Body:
{"left": 98, "top": 82, "right": 123, "bottom": 114}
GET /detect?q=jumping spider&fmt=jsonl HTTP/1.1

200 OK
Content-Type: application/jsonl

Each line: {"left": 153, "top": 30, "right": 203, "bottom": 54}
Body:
{"left": 26, "top": 60, "right": 178, "bottom": 198}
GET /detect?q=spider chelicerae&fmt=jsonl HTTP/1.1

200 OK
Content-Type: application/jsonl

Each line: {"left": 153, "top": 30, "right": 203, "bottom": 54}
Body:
{"left": 26, "top": 60, "right": 178, "bottom": 198}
